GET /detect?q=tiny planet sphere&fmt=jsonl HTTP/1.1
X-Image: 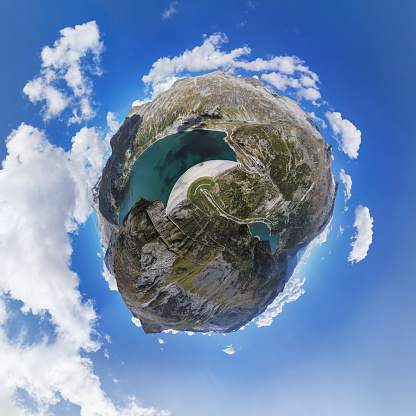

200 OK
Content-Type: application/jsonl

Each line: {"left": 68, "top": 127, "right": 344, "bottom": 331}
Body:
{"left": 94, "top": 70, "right": 337, "bottom": 333}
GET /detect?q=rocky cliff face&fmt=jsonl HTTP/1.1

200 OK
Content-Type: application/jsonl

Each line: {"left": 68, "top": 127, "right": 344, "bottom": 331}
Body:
{"left": 93, "top": 70, "right": 337, "bottom": 333}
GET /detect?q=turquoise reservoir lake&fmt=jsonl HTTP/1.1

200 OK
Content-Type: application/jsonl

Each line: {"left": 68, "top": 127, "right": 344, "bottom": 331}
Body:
{"left": 119, "top": 129, "right": 236, "bottom": 224}
{"left": 248, "top": 222, "right": 280, "bottom": 252}
{"left": 119, "top": 129, "right": 280, "bottom": 251}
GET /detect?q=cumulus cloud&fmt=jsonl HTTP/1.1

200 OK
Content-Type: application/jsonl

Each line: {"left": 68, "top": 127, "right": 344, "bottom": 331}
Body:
{"left": 158, "top": 338, "right": 166, "bottom": 345}
{"left": 23, "top": 21, "right": 103, "bottom": 123}
{"left": 0, "top": 124, "right": 168, "bottom": 415}
{"left": 222, "top": 345, "right": 235, "bottom": 355}
{"left": 257, "top": 222, "right": 332, "bottom": 327}
{"left": 296, "top": 86, "right": 321, "bottom": 104}
{"left": 139, "top": 33, "right": 320, "bottom": 103}
{"left": 0, "top": 124, "right": 106, "bottom": 342}
{"left": 162, "top": 2, "right": 177, "bottom": 20}
{"left": 339, "top": 169, "right": 352, "bottom": 203}
{"left": 349, "top": 206, "right": 374, "bottom": 263}
{"left": 325, "top": 111, "right": 361, "bottom": 159}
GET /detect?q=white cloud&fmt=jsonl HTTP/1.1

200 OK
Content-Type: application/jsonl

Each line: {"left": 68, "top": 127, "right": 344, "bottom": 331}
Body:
{"left": 261, "top": 72, "right": 301, "bottom": 91}
{"left": 0, "top": 123, "right": 168, "bottom": 415}
{"left": 325, "top": 111, "right": 362, "bottom": 159}
{"left": 131, "top": 317, "right": 142, "bottom": 328}
{"left": 160, "top": 329, "right": 195, "bottom": 336}
{"left": 162, "top": 2, "right": 177, "bottom": 20}
{"left": 140, "top": 33, "right": 320, "bottom": 104}
{"left": 142, "top": 33, "right": 247, "bottom": 89}
{"left": 349, "top": 206, "right": 374, "bottom": 263}
{"left": 308, "top": 111, "right": 327, "bottom": 129}
{"left": 152, "top": 76, "right": 180, "bottom": 98}
{"left": 162, "top": 329, "right": 180, "bottom": 334}
{"left": 23, "top": 78, "right": 69, "bottom": 118}
{"left": 339, "top": 225, "right": 344, "bottom": 236}
{"left": 23, "top": 21, "right": 103, "bottom": 123}
{"left": 222, "top": 345, "right": 235, "bottom": 355}
{"left": 296, "top": 87, "right": 321, "bottom": 104}
{"left": 158, "top": 338, "right": 166, "bottom": 345}
{"left": 0, "top": 124, "right": 105, "bottom": 345}
{"left": 239, "top": 55, "right": 311, "bottom": 74}
{"left": 257, "top": 222, "right": 332, "bottom": 327}
{"left": 132, "top": 97, "right": 152, "bottom": 108}
{"left": 339, "top": 169, "right": 352, "bottom": 203}
{"left": 300, "top": 75, "right": 318, "bottom": 88}
{"left": 103, "top": 264, "right": 118, "bottom": 291}
{"left": 106, "top": 112, "right": 120, "bottom": 133}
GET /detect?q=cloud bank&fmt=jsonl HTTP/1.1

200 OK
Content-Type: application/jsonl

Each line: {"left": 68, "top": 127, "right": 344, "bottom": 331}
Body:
{"left": 349, "top": 206, "right": 374, "bottom": 263}
{"left": 139, "top": 33, "right": 321, "bottom": 103}
{"left": 0, "top": 123, "right": 169, "bottom": 415}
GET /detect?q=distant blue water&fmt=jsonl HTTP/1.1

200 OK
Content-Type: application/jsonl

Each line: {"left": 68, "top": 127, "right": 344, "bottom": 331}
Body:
{"left": 249, "top": 222, "right": 280, "bottom": 252}
{"left": 119, "top": 129, "right": 236, "bottom": 224}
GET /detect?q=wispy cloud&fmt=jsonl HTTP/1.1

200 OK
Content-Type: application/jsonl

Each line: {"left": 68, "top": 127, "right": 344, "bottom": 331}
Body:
{"left": 162, "top": 2, "right": 178, "bottom": 20}
{"left": 222, "top": 345, "right": 236, "bottom": 355}
{"left": 106, "top": 112, "right": 120, "bottom": 133}
{"left": 349, "top": 206, "right": 374, "bottom": 263}
{"left": 339, "top": 169, "right": 352, "bottom": 203}
{"left": 308, "top": 111, "right": 327, "bottom": 129}
{"left": 325, "top": 111, "right": 362, "bottom": 159}
{"left": 23, "top": 21, "right": 103, "bottom": 123}
{"left": 256, "top": 276, "right": 306, "bottom": 327}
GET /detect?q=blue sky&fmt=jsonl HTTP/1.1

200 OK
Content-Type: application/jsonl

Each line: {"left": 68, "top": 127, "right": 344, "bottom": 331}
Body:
{"left": 0, "top": 1, "right": 415, "bottom": 415}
